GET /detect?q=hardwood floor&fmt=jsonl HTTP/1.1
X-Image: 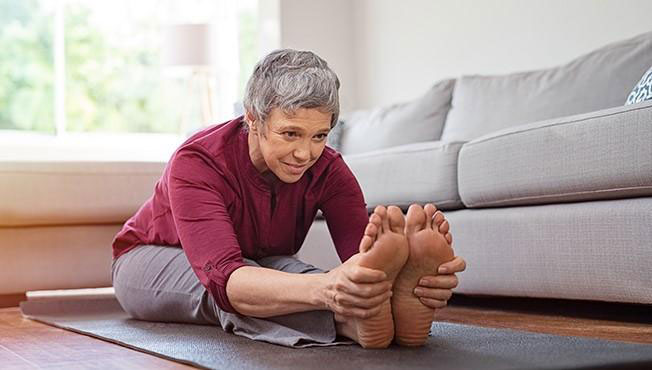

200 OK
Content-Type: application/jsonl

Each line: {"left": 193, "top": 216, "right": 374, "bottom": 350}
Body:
{"left": 0, "top": 295, "right": 650, "bottom": 369}
{"left": 436, "top": 295, "right": 652, "bottom": 345}
{"left": 0, "top": 307, "right": 192, "bottom": 369}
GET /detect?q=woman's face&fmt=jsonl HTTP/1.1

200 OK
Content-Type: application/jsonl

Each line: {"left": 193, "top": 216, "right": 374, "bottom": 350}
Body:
{"left": 247, "top": 107, "right": 332, "bottom": 183}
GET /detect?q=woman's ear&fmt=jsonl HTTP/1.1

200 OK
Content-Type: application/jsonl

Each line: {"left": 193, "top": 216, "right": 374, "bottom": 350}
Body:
{"left": 245, "top": 111, "right": 257, "bottom": 133}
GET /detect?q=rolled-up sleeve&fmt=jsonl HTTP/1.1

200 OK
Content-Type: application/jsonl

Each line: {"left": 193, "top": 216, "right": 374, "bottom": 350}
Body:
{"left": 320, "top": 156, "right": 369, "bottom": 263}
{"left": 168, "top": 145, "right": 247, "bottom": 314}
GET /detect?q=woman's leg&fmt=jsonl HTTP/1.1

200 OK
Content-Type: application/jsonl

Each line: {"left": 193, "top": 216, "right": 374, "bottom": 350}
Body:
{"left": 111, "top": 245, "right": 224, "bottom": 325}
{"left": 111, "top": 245, "right": 351, "bottom": 347}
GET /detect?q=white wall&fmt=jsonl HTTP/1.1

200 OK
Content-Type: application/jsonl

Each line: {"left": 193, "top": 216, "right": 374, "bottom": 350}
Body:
{"left": 277, "top": 0, "right": 652, "bottom": 112}
{"left": 278, "top": 0, "right": 356, "bottom": 113}
{"left": 352, "top": 0, "right": 652, "bottom": 109}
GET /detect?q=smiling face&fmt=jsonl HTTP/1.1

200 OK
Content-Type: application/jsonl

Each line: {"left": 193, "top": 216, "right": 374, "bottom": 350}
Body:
{"left": 246, "top": 107, "right": 332, "bottom": 183}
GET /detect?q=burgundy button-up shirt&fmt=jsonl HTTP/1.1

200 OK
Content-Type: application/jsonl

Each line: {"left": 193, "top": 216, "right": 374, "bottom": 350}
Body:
{"left": 112, "top": 117, "right": 368, "bottom": 313}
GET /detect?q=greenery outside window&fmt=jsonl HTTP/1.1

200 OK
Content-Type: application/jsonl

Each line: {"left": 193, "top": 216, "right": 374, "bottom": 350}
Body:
{"left": 0, "top": 0, "right": 259, "bottom": 144}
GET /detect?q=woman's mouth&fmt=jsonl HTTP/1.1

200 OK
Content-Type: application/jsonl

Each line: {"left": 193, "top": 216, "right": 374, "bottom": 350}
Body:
{"left": 282, "top": 162, "right": 307, "bottom": 175}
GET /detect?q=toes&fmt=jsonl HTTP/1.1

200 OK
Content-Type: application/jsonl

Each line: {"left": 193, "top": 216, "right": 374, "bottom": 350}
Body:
{"left": 423, "top": 203, "right": 437, "bottom": 230}
{"left": 369, "top": 213, "right": 382, "bottom": 234}
{"left": 359, "top": 235, "right": 374, "bottom": 253}
{"left": 374, "top": 206, "right": 389, "bottom": 233}
{"left": 364, "top": 222, "right": 378, "bottom": 240}
{"left": 405, "top": 204, "right": 426, "bottom": 234}
{"left": 387, "top": 206, "right": 405, "bottom": 234}
{"left": 433, "top": 211, "right": 445, "bottom": 227}
{"left": 438, "top": 220, "right": 450, "bottom": 235}
{"left": 445, "top": 232, "right": 453, "bottom": 245}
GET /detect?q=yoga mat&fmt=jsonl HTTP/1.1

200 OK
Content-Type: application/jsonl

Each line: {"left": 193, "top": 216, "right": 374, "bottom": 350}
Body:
{"left": 20, "top": 297, "right": 652, "bottom": 370}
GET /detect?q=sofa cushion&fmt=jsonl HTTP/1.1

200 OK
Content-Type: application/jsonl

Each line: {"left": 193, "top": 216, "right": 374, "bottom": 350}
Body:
{"left": 343, "top": 141, "right": 465, "bottom": 211}
{"left": 339, "top": 79, "right": 455, "bottom": 155}
{"left": 457, "top": 100, "right": 652, "bottom": 208}
{"left": 626, "top": 65, "right": 652, "bottom": 105}
{"left": 442, "top": 31, "right": 652, "bottom": 142}
{"left": 0, "top": 161, "right": 165, "bottom": 227}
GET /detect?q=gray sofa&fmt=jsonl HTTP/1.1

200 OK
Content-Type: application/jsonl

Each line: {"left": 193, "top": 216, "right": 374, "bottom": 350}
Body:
{"left": 298, "top": 31, "right": 652, "bottom": 305}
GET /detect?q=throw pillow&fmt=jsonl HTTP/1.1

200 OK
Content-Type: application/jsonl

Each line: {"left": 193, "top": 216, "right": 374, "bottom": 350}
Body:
{"left": 625, "top": 65, "right": 652, "bottom": 105}
{"left": 441, "top": 31, "right": 652, "bottom": 142}
{"left": 338, "top": 78, "right": 455, "bottom": 155}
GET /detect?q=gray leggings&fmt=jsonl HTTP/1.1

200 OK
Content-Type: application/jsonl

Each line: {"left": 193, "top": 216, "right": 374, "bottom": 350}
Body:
{"left": 111, "top": 245, "right": 353, "bottom": 348}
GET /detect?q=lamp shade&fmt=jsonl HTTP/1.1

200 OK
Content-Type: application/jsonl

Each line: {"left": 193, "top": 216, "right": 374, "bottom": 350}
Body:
{"left": 161, "top": 23, "right": 215, "bottom": 67}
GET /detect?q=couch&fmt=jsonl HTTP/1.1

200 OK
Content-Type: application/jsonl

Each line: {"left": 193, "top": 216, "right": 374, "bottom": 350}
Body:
{"left": 298, "top": 31, "right": 652, "bottom": 305}
{"left": 0, "top": 160, "right": 165, "bottom": 298}
{"left": 2, "top": 31, "right": 650, "bottom": 307}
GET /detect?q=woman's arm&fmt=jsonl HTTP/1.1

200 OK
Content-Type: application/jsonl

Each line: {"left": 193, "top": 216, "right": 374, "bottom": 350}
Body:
{"left": 226, "top": 253, "right": 392, "bottom": 318}
{"left": 226, "top": 266, "right": 326, "bottom": 317}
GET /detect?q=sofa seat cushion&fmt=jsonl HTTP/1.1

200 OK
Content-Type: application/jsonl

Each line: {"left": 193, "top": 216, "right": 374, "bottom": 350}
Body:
{"left": 344, "top": 141, "right": 465, "bottom": 211}
{"left": 0, "top": 161, "right": 165, "bottom": 227}
{"left": 442, "top": 31, "right": 652, "bottom": 142}
{"left": 457, "top": 100, "right": 652, "bottom": 208}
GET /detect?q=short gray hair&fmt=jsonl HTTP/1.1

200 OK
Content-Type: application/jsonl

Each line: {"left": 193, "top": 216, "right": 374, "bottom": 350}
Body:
{"left": 243, "top": 49, "right": 340, "bottom": 129}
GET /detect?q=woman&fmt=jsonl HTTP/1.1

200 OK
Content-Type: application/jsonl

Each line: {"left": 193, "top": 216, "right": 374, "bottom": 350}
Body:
{"left": 111, "top": 49, "right": 466, "bottom": 349}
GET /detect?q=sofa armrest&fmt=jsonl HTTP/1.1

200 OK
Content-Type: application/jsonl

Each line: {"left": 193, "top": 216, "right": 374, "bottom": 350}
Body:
{"left": 458, "top": 100, "right": 652, "bottom": 208}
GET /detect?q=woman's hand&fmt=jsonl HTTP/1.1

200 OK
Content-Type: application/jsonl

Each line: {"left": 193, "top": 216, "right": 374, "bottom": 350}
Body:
{"left": 413, "top": 256, "right": 466, "bottom": 309}
{"left": 322, "top": 253, "right": 393, "bottom": 319}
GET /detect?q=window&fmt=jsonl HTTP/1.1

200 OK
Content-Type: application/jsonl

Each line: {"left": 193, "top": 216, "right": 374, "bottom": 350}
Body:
{"left": 0, "top": 0, "right": 260, "bottom": 142}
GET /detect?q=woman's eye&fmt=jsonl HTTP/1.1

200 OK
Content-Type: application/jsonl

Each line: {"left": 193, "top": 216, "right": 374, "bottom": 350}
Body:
{"left": 283, "top": 131, "right": 298, "bottom": 138}
{"left": 314, "top": 134, "right": 328, "bottom": 141}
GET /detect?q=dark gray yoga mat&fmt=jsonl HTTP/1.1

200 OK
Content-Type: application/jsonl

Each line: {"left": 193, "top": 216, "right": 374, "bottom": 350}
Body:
{"left": 20, "top": 297, "right": 652, "bottom": 370}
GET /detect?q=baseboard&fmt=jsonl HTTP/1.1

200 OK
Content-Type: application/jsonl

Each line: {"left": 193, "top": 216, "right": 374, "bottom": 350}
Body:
{"left": 0, "top": 293, "right": 27, "bottom": 308}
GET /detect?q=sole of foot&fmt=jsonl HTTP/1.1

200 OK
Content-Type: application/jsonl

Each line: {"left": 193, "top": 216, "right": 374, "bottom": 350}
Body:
{"left": 392, "top": 203, "right": 454, "bottom": 346}
{"left": 352, "top": 205, "right": 409, "bottom": 348}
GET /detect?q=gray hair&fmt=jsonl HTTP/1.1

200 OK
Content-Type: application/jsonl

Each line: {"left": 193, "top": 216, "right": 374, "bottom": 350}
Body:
{"left": 243, "top": 49, "right": 340, "bottom": 129}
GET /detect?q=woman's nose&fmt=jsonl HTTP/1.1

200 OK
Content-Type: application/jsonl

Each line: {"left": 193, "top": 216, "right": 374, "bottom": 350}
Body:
{"left": 293, "top": 141, "right": 311, "bottom": 162}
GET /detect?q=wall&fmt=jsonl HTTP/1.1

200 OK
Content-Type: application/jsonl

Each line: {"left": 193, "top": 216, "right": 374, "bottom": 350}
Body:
{"left": 277, "top": 0, "right": 652, "bottom": 112}
{"left": 277, "top": 0, "right": 357, "bottom": 113}
{"left": 352, "top": 0, "right": 652, "bottom": 109}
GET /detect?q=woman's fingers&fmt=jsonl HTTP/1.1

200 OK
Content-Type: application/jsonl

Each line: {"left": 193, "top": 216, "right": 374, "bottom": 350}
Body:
{"left": 414, "top": 286, "right": 453, "bottom": 301}
{"left": 438, "top": 256, "right": 466, "bottom": 274}
{"left": 419, "top": 297, "right": 448, "bottom": 309}
{"left": 325, "top": 254, "right": 394, "bottom": 318}
{"left": 418, "top": 274, "right": 459, "bottom": 289}
{"left": 337, "top": 279, "right": 392, "bottom": 298}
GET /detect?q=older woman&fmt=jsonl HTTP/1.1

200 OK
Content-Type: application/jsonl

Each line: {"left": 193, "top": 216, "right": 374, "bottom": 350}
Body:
{"left": 111, "top": 49, "right": 466, "bottom": 348}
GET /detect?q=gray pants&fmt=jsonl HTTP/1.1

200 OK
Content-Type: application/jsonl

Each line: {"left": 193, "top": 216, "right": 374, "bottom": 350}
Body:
{"left": 111, "top": 245, "right": 353, "bottom": 348}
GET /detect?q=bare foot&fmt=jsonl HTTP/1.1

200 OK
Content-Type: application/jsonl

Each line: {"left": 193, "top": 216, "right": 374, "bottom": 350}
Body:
{"left": 336, "top": 205, "right": 409, "bottom": 348}
{"left": 392, "top": 203, "right": 454, "bottom": 346}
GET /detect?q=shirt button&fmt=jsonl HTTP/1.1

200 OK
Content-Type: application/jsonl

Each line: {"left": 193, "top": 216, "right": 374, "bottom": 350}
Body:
{"left": 203, "top": 265, "right": 212, "bottom": 272}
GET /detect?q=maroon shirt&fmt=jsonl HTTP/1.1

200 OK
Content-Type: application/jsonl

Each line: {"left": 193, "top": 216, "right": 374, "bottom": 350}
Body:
{"left": 112, "top": 117, "right": 368, "bottom": 313}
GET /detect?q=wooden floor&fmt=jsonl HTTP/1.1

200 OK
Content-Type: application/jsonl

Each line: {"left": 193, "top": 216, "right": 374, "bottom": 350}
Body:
{"left": 0, "top": 307, "right": 192, "bottom": 369}
{"left": 1, "top": 295, "right": 651, "bottom": 369}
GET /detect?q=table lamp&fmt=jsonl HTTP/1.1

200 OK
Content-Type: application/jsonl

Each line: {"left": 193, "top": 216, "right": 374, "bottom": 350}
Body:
{"left": 161, "top": 23, "right": 216, "bottom": 135}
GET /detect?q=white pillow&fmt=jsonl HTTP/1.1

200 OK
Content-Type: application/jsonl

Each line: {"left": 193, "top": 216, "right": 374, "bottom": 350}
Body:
{"left": 338, "top": 79, "right": 455, "bottom": 155}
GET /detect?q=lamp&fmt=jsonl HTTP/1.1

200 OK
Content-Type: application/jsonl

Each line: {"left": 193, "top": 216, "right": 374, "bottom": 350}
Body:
{"left": 161, "top": 23, "right": 216, "bottom": 135}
